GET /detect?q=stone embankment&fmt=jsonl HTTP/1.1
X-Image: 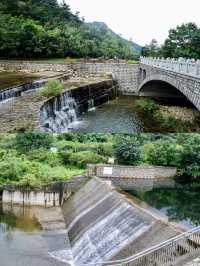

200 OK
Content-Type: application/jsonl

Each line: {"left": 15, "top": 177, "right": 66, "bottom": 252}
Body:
{"left": 87, "top": 164, "right": 177, "bottom": 190}
{"left": 2, "top": 174, "right": 87, "bottom": 207}
{"left": 0, "top": 61, "right": 140, "bottom": 93}
{"left": 0, "top": 75, "right": 113, "bottom": 133}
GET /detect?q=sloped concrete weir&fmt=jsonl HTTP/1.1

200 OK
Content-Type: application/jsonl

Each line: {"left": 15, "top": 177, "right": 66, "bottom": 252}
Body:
{"left": 50, "top": 178, "right": 180, "bottom": 265}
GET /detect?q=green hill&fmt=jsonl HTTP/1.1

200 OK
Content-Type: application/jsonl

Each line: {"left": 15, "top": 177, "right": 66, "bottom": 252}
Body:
{"left": 0, "top": 0, "right": 141, "bottom": 59}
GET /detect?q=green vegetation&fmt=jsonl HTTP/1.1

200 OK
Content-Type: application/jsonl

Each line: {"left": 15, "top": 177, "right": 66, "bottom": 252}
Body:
{"left": 40, "top": 79, "right": 63, "bottom": 97}
{"left": 0, "top": 133, "right": 199, "bottom": 189}
{"left": 135, "top": 98, "right": 200, "bottom": 132}
{"left": 0, "top": 0, "right": 140, "bottom": 59}
{"left": 0, "top": 133, "right": 113, "bottom": 188}
{"left": 142, "top": 23, "right": 200, "bottom": 59}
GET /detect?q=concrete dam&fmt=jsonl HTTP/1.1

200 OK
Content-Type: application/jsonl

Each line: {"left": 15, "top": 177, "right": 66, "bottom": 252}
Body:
{"left": 50, "top": 178, "right": 180, "bottom": 266}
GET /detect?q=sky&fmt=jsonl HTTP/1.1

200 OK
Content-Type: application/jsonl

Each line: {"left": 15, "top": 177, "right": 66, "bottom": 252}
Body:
{"left": 63, "top": 0, "right": 200, "bottom": 46}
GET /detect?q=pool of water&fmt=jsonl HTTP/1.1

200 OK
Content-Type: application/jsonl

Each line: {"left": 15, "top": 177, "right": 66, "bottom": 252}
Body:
{"left": 0, "top": 204, "right": 68, "bottom": 266}
{"left": 0, "top": 72, "right": 38, "bottom": 90}
{"left": 129, "top": 183, "right": 200, "bottom": 229}
{"left": 73, "top": 96, "right": 143, "bottom": 133}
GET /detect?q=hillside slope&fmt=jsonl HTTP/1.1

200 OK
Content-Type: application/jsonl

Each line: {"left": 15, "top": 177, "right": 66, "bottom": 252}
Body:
{"left": 0, "top": 0, "right": 141, "bottom": 59}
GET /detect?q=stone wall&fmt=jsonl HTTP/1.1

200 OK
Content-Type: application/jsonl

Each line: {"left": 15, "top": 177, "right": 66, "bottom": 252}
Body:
{"left": 87, "top": 164, "right": 177, "bottom": 190}
{"left": 0, "top": 61, "right": 71, "bottom": 72}
{"left": 2, "top": 175, "right": 87, "bottom": 207}
{"left": 0, "top": 61, "right": 140, "bottom": 94}
{"left": 2, "top": 190, "right": 62, "bottom": 207}
{"left": 73, "top": 63, "right": 139, "bottom": 94}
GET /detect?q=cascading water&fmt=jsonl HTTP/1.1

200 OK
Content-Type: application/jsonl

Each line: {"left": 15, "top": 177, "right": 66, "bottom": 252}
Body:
{"left": 88, "top": 99, "right": 95, "bottom": 111}
{"left": 40, "top": 91, "right": 79, "bottom": 133}
{"left": 49, "top": 178, "right": 155, "bottom": 266}
{"left": 0, "top": 79, "right": 46, "bottom": 103}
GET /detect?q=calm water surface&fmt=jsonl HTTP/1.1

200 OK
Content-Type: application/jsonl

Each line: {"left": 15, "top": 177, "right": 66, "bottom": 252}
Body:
{"left": 0, "top": 72, "right": 37, "bottom": 90}
{"left": 129, "top": 184, "right": 200, "bottom": 229}
{"left": 73, "top": 96, "right": 143, "bottom": 133}
{"left": 0, "top": 204, "right": 67, "bottom": 266}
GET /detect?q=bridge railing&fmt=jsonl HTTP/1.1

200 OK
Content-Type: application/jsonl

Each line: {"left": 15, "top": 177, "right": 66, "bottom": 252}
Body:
{"left": 140, "top": 56, "right": 200, "bottom": 77}
{"left": 79, "top": 226, "right": 200, "bottom": 266}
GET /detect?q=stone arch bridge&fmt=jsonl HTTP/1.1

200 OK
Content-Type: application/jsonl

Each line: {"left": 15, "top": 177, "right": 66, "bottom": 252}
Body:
{"left": 138, "top": 57, "right": 200, "bottom": 110}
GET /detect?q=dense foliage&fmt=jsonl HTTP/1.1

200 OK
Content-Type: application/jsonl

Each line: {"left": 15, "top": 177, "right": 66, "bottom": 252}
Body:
{"left": 0, "top": 133, "right": 199, "bottom": 188}
{"left": 0, "top": 0, "right": 140, "bottom": 59}
{"left": 142, "top": 23, "right": 200, "bottom": 59}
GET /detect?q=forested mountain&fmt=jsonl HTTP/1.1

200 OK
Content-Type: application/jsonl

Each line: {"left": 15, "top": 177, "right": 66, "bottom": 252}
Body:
{"left": 0, "top": 0, "right": 141, "bottom": 59}
{"left": 87, "top": 22, "right": 142, "bottom": 54}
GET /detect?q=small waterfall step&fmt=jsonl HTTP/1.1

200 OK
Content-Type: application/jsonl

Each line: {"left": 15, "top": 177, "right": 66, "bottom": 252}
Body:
{"left": 49, "top": 178, "right": 181, "bottom": 266}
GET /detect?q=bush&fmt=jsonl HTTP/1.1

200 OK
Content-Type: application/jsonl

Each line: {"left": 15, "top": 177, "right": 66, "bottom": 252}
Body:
{"left": 96, "top": 143, "right": 113, "bottom": 157}
{"left": 135, "top": 98, "right": 159, "bottom": 114}
{"left": 0, "top": 156, "right": 30, "bottom": 182}
{"left": 26, "top": 149, "right": 62, "bottom": 167}
{"left": 40, "top": 79, "right": 63, "bottom": 98}
{"left": 14, "top": 133, "right": 53, "bottom": 153}
{"left": 114, "top": 137, "right": 141, "bottom": 165}
{"left": 67, "top": 151, "right": 106, "bottom": 168}
{"left": 181, "top": 135, "right": 200, "bottom": 178}
{"left": 142, "top": 140, "right": 183, "bottom": 167}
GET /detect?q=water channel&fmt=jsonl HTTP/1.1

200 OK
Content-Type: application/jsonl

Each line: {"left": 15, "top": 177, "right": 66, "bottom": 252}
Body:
{"left": 0, "top": 72, "right": 38, "bottom": 91}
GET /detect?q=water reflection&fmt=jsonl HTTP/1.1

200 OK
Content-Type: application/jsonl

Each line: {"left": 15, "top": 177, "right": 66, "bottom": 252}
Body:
{"left": 129, "top": 183, "right": 200, "bottom": 228}
{"left": 0, "top": 204, "right": 41, "bottom": 233}
{"left": 0, "top": 203, "right": 67, "bottom": 266}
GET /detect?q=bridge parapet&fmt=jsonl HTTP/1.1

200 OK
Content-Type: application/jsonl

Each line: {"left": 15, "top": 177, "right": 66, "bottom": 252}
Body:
{"left": 140, "top": 56, "right": 200, "bottom": 77}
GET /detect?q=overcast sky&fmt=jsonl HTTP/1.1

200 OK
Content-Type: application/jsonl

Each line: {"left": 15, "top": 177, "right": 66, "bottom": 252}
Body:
{"left": 64, "top": 0, "right": 200, "bottom": 46}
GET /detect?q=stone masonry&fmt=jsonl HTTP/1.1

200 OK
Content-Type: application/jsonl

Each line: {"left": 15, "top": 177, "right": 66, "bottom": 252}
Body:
{"left": 139, "top": 57, "right": 200, "bottom": 111}
{"left": 87, "top": 164, "right": 177, "bottom": 190}
{"left": 0, "top": 61, "right": 140, "bottom": 94}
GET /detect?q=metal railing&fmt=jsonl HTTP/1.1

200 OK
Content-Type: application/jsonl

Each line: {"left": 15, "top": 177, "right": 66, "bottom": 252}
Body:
{"left": 140, "top": 56, "right": 200, "bottom": 77}
{"left": 79, "top": 226, "right": 200, "bottom": 266}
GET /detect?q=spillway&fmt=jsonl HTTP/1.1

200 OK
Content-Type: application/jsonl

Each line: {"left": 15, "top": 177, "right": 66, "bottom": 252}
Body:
{"left": 50, "top": 178, "right": 179, "bottom": 265}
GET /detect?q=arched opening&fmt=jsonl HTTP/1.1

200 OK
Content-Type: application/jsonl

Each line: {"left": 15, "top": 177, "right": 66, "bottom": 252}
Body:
{"left": 139, "top": 80, "right": 197, "bottom": 108}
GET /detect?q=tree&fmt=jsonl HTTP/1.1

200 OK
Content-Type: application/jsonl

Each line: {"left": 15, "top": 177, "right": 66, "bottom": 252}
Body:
{"left": 142, "top": 39, "right": 161, "bottom": 57}
{"left": 161, "top": 23, "right": 200, "bottom": 59}
{"left": 114, "top": 136, "right": 141, "bottom": 165}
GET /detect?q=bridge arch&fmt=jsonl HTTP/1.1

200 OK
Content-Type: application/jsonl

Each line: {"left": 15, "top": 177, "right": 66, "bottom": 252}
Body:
{"left": 137, "top": 74, "right": 198, "bottom": 108}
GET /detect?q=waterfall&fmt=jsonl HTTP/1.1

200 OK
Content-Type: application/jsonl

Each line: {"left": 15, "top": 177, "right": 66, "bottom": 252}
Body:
{"left": 0, "top": 79, "right": 46, "bottom": 103}
{"left": 40, "top": 91, "right": 79, "bottom": 133}
{"left": 88, "top": 99, "right": 96, "bottom": 111}
{"left": 49, "top": 178, "right": 155, "bottom": 266}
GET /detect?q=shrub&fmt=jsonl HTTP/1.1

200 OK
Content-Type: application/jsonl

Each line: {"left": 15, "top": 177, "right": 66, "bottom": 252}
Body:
{"left": 26, "top": 149, "right": 62, "bottom": 167}
{"left": 142, "top": 140, "right": 183, "bottom": 167}
{"left": 14, "top": 133, "right": 53, "bottom": 153}
{"left": 135, "top": 98, "right": 159, "bottom": 114}
{"left": 40, "top": 79, "right": 63, "bottom": 98}
{"left": 114, "top": 137, "right": 141, "bottom": 165}
{"left": 67, "top": 151, "right": 106, "bottom": 168}
{"left": 96, "top": 143, "right": 113, "bottom": 157}
{"left": 0, "top": 156, "right": 30, "bottom": 182}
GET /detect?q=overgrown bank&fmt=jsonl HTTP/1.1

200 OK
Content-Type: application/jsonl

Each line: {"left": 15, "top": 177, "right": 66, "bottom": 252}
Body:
{"left": 0, "top": 133, "right": 199, "bottom": 189}
{"left": 135, "top": 98, "right": 200, "bottom": 132}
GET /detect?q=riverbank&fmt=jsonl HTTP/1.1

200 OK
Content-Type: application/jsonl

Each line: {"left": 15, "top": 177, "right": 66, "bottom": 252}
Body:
{"left": 135, "top": 98, "right": 200, "bottom": 132}
{"left": 0, "top": 133, "right": 199, "bottom": 189}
